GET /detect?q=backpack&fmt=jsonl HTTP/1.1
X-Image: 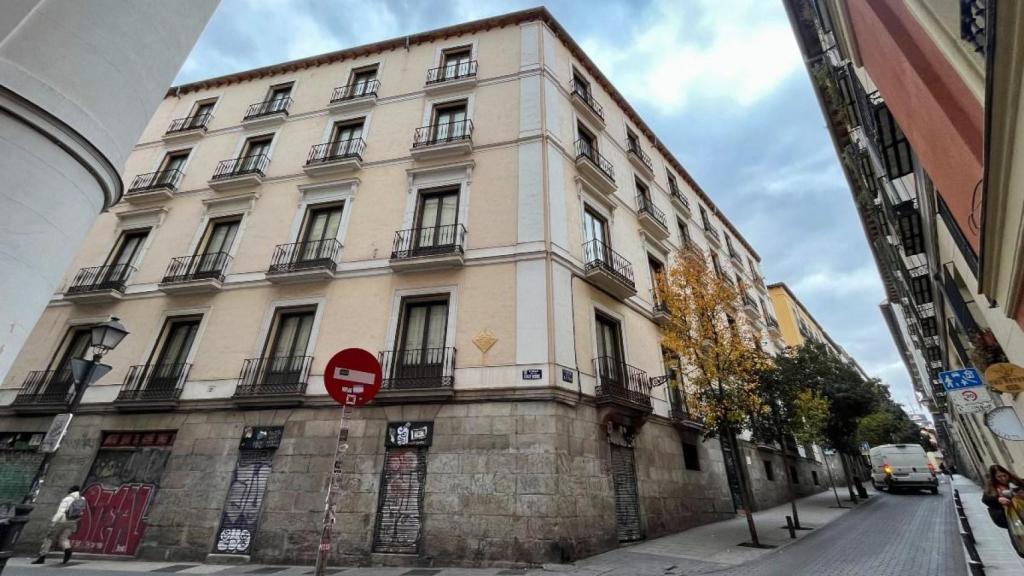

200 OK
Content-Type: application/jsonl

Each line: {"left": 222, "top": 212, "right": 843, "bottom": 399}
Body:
{"left": 66, "top": 497, "right": 87, "bottom": 520}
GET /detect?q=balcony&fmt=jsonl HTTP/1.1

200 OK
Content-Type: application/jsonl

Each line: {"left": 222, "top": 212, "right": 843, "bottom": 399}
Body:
{"left": 113, "top": 363, "right": 188, "bottom": 412}
{"left": 328, "top": 80, "right": 379, "bottom": 112}
{"left": 410, "top": 120, "right": 473, "bottom": 160}
{"left": 163, "top": 113, "right": 212, "bottom": 142}
{"left": 626, "top": 140, "right": 654, "bottom": 179}
{"left": 424, "top": 60, "right": 478, "bottom": 94}
{"left": 266, "top": 239, "right": 341, "bottom": 283}
{"left": 158, "top": 252, "right": 231, "bottom": 294}
{"left": 11, "top": 370, "right": 74, "bottom": 414}
{"left": 209, "top": 154, "right": 268, "bottom": 191}
{"left": 389, "top": 224, "right": 466, "bottom": 272}
{"left": 742, "top": 293, "right": 760, "bottom": 320}
{"left": 125, "top": 169, "right": 183, "bottom": 203}
{"left": 663, "top": 378, "right": 699, "bottom": 427}
{"left": 303, "top": 138, "right": 364, "bottom": 177}
{"left": 766, "top": 315, "right": 781, "bottom": 334}
{"left": 64, "top": 264, "right": 134, "bottom": 303}
{"left": 670, "top": 186, "right": 691, "bottom": 217}
{"left": 574, "top": 139, "right": 616, "bottom": 195}
{"left": 703, "top": 223, "right": 721, "bottom": 247}
{"left": 233, "top": 356, "right": 311, "bottom": 407}
{"left": 582, "top": 239, "right": 636, "bottom": 300}
{"left": 241, "top": 97, "right": 292, "bottom": 128}
{"left": 636, "top": 194, "right": 670, "bottom": 241}
{"left": 569, "top": 80, "right": 605, "bottom": 127}
{"left": 594, "top": 357, "right": 653, "bottom": 425}
{"left": 651, "top": 290, "right": 670, "bottom": 325}
{"left": 374, "top": 347, "right": 456, "bottom": 404}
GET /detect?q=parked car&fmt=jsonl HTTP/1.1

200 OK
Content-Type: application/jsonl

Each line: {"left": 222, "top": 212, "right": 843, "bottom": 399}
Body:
{"left": 869, "top": 444, "right": 939, "bottom": 494}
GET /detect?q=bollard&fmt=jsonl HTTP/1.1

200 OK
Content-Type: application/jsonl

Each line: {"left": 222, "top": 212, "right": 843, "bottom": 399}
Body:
{"left": 785, "top": 515, "right": 796, "bottom": 539}
{"left": 959, "top": 515, "right": 974, "bottom": 542}
{"left": 962, "top": 532, "right": 983, "bottom": 564}
{"left": 968, "top": 560, "right": 986, "bottom": 576}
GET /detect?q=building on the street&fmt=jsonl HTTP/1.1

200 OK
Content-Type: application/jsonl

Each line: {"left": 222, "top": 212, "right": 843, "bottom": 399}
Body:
{"left": 767, "top": 282, "right": 868, "bottom": 377}
{"left": 0, "top": 8, "right": 827, "bottom": 566}
{"left": 0, "top": 0, "right": 219, "bottom": 384}
{"left": 784, "top": 0, "right": 1024, "bottom": 480}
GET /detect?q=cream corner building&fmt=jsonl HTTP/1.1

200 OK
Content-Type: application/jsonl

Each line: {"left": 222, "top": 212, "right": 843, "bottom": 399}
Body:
{"left": 0, "top": 8, "right": 827, "bottom": 566}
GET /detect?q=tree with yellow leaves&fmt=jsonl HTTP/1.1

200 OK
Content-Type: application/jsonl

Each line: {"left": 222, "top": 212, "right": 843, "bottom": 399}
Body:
{"left": 656, "top": 246, "right": 772, "bottom": 547}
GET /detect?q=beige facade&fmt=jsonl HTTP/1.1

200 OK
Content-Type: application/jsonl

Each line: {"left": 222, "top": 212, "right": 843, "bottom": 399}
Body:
{"left": 0, "top": 8, "right": 822, "bottom": 566}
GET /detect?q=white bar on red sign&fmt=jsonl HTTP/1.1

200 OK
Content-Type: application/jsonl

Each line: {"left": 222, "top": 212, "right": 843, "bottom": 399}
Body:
{"left": 333, "top": 367, "right": 376, "bottom": 385}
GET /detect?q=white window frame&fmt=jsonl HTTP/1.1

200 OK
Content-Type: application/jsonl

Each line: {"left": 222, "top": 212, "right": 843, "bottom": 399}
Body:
{"left": 384, "top": 285, "right": 459, "bottom": 354}
{"left": 402, "top": 162, "right": 473, "bottom": 235}
{"left": 251, "top": 297, "right": 327, "bottom": 360}
{"left": 288, "top": 179, "right": 359, "bottom": 252}
{"left": 137, "top": 307, "right": 211, "bottom": 369}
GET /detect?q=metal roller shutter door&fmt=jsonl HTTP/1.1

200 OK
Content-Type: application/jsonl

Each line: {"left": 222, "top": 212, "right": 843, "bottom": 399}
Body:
{"left": 373, "top": 447, "right": 427, "bottom": 554}
{"left": 610, "top": 444, "right": 643, "bottom": 542}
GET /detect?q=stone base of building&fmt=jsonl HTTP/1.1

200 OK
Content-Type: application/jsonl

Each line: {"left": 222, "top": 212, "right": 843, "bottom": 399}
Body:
{"left": 1, "top": 399, "right": 826, "bottom": 567}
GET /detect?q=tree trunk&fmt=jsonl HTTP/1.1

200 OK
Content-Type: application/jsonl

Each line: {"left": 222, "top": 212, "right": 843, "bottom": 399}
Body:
{"left": 726, "top": 426, "right": 762, "bottom": 546}
{"left": 782, "top": 448, "right": 801, "bottom": 529}
{"left": 839, "top": 452, "right": 858, "bottom": 503}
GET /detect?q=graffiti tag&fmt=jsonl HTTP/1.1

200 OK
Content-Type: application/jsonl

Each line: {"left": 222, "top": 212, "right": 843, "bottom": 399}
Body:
{"left": 70, "top": 483, "right": 154, "bottom": 555}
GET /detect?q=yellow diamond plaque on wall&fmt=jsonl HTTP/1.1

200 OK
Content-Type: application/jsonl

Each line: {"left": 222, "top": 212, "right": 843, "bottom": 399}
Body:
{"left": 473, "top": 330, "right": 498, "bottom": 354}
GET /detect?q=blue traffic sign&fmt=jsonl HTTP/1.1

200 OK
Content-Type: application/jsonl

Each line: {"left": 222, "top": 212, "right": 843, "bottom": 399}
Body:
{"left": 939, "top": 368, "right": 984, "bottom": 391}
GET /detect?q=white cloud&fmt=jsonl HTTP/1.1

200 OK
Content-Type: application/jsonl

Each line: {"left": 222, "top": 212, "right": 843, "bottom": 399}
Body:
{"left": 579, "top": 0, "right": 802, "bottom": 113}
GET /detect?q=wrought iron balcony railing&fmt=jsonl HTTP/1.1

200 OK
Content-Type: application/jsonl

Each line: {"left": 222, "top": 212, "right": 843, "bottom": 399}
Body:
{"left": 379, "top": 347, "right": 456, "bottom": 390}
{"left": 664, "top": 378, "right": 690, "bottom": 421}
{"left": 575, "top": 139, "right": 615, "bottom": 181}
{"left": 942, "top": 267, "right": 980, "bottom": 334}
{"left": 306, "top": 138, "right": 365, "bottom": 165}
{"left": 636, "top": 194, "right": 668, "bottom": 229}
{"left": 569, "top": 79, "right": 605, "bottom": 120}
{"left": 627, "top": 140, "right": 654, "bottom": 172}
{"left": 703, "top": 223, "right": 720, "bottom": 242}
{"left": 67, "top": 263, "right": 135, "bottom": 294}
{"left": 652, "top": 290, "right": 668, "bottom": 316}
{"left": 412, "top": 119, "right": 474, "bottom": 148}
{"left": 583, "top": 239, "right": 635, "bottom": 289}
{"left": 391, "top": 224, "right": 466, "bottom": 260}
{"left": 127, "top": 169, "right": 183, "bottom": 194}
{"left": 234, "top": 355, "right": 312, "bottom": 397}
{"left": 426, "top": 60, "right": 477, "bottom": 84}
{"left": 766, "top": 316, "right": 780, "bottom": 330}
{"left": 116, "top": 363, "right": 189, "bottom": 402}
{"left": 166, "top": 113, "right": 212, "bottom": 134}
{"left": 12, "top": 370, "right": 75, "bottom": 406}
{"left": 594, "top": 356, "right": 652, "bottom": 409}
{"left": 742, "top": 293, "right": 758, "bottom": 310}
{"left": 268, "top": 239, "right": 342, "bottom": 273}
{"left": 163, "top": 252, "right": 232, "bottom": 283}
{"left": 959, "top": 0, "right": 987, "bottom": 56}
{"left": 243, "top": 97, "right": 293, "bottom": 120}
{"left": 331, "top": 79, "right": 380, "bottom": 103}
{"left": 670, "top": 186, "right": 690, "bottom": 210}
{"left": 212, "top": 154, "right": 269, "bottom": 180}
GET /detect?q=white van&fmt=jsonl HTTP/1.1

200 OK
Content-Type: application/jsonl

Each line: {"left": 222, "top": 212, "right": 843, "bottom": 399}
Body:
{"left": 869, "top": 444, "right": 939, "bottom": 494}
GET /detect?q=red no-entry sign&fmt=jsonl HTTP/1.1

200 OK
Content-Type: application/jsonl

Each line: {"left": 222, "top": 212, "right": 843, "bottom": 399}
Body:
{"left": 324, "top": 348, "right": 382, "bottom": 406}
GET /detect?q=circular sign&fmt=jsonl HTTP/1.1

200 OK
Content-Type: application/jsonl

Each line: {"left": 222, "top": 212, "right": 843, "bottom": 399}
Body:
{"left": 985, "top": 363, "right": 1024, "bottom": 394}
{"left": 962, "top": 390, "right": 979, "bottom": 402}
{"left": 324, "top": 348, "right": 382, "bottom": 406}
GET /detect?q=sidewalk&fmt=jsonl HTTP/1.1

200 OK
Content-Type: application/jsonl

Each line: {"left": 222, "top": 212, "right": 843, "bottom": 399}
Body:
{"left": 952, "top": 474, "right": 1024, "bottom": 575}
{"left": 6, "top": 490, "right": 855, "bottom": 576}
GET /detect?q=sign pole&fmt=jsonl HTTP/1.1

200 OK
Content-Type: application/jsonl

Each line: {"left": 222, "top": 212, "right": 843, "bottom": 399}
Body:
{"left": 315, "top": 403, "right": 350, "bottom": 576}
{"left": 315, "top": 348, "right": 383, "bottom": 575}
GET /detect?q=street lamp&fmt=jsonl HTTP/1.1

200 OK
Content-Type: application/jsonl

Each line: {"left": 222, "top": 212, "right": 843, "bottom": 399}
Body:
{"left": 0, "top": 317, "right": 128, "bottom": 574}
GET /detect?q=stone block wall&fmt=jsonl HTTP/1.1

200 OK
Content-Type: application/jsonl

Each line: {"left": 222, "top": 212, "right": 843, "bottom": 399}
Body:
{"left": 739, "top": 444, "right": 826, "bottom": 511}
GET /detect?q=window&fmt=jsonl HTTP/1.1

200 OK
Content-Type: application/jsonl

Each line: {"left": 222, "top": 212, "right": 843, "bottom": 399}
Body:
{"left": 874, "top": 105, "right": 913, "bottom": 179}
{"left": 106, "top": 229, "right": 149, "bottom": 279}
{"left": 812, "top": 470, "right": 820, "bottom": 486}
{"left": 194, "top": 216, "right": 240, "bottom": 274}
{"left": 430, "top": 101, "right": 468, "bottom": 142}
{"left": 699, "top": 206, "right": 712, "bottom": 231}
{"left": 266, "top": 83, "right": 293, "bottom": 113}
{"left": 262, "top": 307, "right": 316, "bottom": 384}
{"left": 626, "top": 129, "right": 641, "bottom": 154}
{"left": 156, "top": 150, "right": 190, "bottom": 186}
{"left": 299, "top": 203, "right": 344, "bottom": 261}
{"left": 329, "top": 119, "right": 364, "bottom": 157}
{"left": 649, "top": 256, "right": 664, "bottom": 304}
{"left": 910, "top": 274, "right": 933, "bottom": 305}
{"left": 189, "top": 100, "right": 216, "bottom": 128}
{"left": 678, "top": 219, "right": 691, "bottom": 247}
{"left": 710, "top": 253, "right": 723, "bottom": 278}
{"left": 240, "top": 136, "right": 273, "bottom": 171}
{"left": 440, "top": 47, "right": 472, "bottom": 80}
{"left": 682, "top": 442, "right": 701, "bottom": 471}
{"left": 635, "top": 178, "right": 651, "bottom": 212}
{"left": 572, "top": 70, "right": 591, "bottom": 96}
{"left": 789, "top": 465, "right": 799, "bottom": 484}
{"left": 148, "top": 316, "right": 201, "bottom": 387}
{"left": 349, "top": 66, "right": 378, "bottom": 97}
{"left": 747, "top": 257, "right": 757, "bottom": 277}
{"left": 393, "top": 297, "right": 450, "bottom": 384}
{"left": 595, "top": 312, "right": 625, "bottom": 384}
{"left": 414, "top": 188, "right": 459, "bottom": 252}
{"left": 45, "top": 327, "right": 93, "bottom": 393}
{"left": 724, "top": 234, "right": 737, "bottom": 258}
{"left": 667, "top": 172, "right": 680, "bottom": 196}
{"left": 763, "top": 460, "right": 775, "bottom": 481}
{"left": 577, "top": 122, "right": 598, "bottom": 159}
{"left": 583, "top": 207, "right": 609, "bottom": 264}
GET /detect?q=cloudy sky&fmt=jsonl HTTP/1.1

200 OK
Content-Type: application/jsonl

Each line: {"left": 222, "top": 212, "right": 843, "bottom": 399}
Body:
{"left": 175, "top": 0, "right": 920, "bottom": 411}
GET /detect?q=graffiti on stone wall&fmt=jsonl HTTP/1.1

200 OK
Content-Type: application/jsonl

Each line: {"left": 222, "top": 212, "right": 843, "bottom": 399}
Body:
{"left": 70, "top": 431, "right": 175, "bottom": 556}
{"left": 372, "top": 447, "right": 426, "bottom": 554}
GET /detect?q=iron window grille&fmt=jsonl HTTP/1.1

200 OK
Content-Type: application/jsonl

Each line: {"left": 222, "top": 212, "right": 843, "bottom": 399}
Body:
{"left": 412, "top": 119, "right": 473, "bottom": 148}
{"left": 116, "top": 363, "right": 190, "bottom": 402}
{"left": 127, "top": 169, "right": 184, "bottom": 194}
{"left": 67, "top": 263, "right": 135, "bottom": 294}
{"left": 212, "top": 154, "right": 270, "bottom": 180}
{"left": 163, "top": 252, "right": 232, "bottom": 283}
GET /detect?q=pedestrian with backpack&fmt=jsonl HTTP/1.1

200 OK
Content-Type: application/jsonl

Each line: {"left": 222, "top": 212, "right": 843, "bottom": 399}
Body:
{"left": 31, "top": 485, "right": 85, "bottom": 564}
